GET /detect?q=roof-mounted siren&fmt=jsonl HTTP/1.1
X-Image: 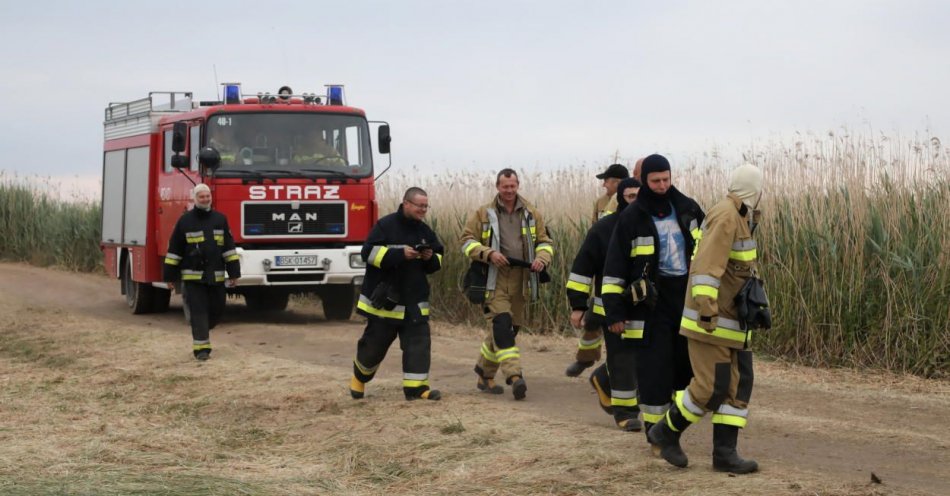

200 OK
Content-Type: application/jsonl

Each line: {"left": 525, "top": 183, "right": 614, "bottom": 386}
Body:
{"left": 222, "top": 82, "right": 242, "bottom": 104}
{"left": 278, "top": 86, "right": 293, "bottom": 101}
{"left": 326, "top": 84, "right": 345, "bottom": 105}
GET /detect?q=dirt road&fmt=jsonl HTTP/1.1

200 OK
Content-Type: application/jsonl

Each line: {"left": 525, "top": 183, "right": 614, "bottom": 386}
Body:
{"left": 1, "top": 262, "right": 947, "bottom": 495}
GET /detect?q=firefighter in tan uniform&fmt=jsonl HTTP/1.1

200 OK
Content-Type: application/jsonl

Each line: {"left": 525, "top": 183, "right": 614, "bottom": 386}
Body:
{"left": 648, "top": 164, "right": 765, "bottom": 473}
{"left": 460, "top": 168, "right": 554, "bottom": 400}
{"left": 565, "top": 163, "right": 631, "bottom": 378}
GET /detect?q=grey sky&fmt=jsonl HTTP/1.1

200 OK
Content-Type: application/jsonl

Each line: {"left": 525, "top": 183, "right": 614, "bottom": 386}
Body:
{"left": 1, "top": 0, "right": 948, "bottom": 181}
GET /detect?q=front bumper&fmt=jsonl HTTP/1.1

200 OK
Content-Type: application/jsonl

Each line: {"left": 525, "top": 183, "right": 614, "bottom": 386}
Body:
{"left": 233, "top": 246, "right": 365, "bottom": 286}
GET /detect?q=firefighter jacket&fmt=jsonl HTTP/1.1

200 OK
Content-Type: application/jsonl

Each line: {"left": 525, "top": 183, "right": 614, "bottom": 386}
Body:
{"left": 460, "top": 195, "right": 554, "bottom": 302}
{"left": 592, "top": 194, "right": 619, "bottom": 223}
{"left": 601, "top": 186, "right": 704, "bottom": 338}
{"left": 566, "top": 212, "right": 620, "bottom": 320}
{"left": 680, "top": 193, "right": 759, "bottom": 350}
{"left": 163, "top": 208, "right": 241, "bottom": 285}
{"left": 356, "top": 206, "right": 444, "bottom": 323}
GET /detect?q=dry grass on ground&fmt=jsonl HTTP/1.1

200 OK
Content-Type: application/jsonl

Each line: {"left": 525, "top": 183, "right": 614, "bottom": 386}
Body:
{"left": 0, "top": 296, "right": 918, "bottom": 496}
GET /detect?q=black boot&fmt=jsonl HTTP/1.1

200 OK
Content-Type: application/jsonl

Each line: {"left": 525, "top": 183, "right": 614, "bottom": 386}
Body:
{"left": 712, "top": 424, "right": 758, "bottom": 474}
{"left": 647, "top": 410, "right": 690, "bottom": 468}
{"left": 643, "top": 421, "right": 654, "bottom": 445}
{"left": 565, "top": 360, "right": 594, "bottom": 377}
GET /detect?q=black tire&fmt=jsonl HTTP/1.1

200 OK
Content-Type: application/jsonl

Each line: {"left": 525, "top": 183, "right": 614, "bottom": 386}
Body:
{"left": 152, "top": 287, "right": 171, "bottom": 313}
{"left": 244, "top": 290, "right": 289, "bottom": 312}
{"left": 123, "top": 261, "right": 153, "bottom": 314}
{"left": 322, "top": 285, "right": 356, "bottom": 320}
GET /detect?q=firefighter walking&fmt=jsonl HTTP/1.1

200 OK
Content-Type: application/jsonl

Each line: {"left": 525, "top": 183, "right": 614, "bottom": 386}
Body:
{"left": 567, "top": 178, "right": 642, "bottom": 431}
{"left": 565, "top": 163, "right": 631, "bottom": 378}
{"left": 163, "top": 183, "right": 241, "bottom": 361}
{"left": 461, "top": 169, "right": 554, "bottom": 400}
{"left": 649, "top": 164, "right": 765, "bottom": 473}
{"left": 602, "top": 154, "right": 704, "bottom": 440}
{"left": 349, "top": 187, "right": 445, "bottom": 401}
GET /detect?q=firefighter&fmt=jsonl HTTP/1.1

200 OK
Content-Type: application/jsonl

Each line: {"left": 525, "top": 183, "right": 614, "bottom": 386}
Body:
{"left": 591, "top": 163, "right": 629, "bottom": 223}
{"left": 461, "top": 168, "right": 554, "bottom": 400}
{"left": 293, "top": 127, "right": 346, "bottom": 167}
{"left": 163, "top": 183, "right": 241, "bottom": 361}
{"left": 349, "top": 187, "right": 445, "bottom": 401}
{"left": 648, "top": 164, "right": 763, "bottom": 473}
{"left": 564, "top": 163, "right": 631, "bottom": 378}
{"left": 602, "top": 154, "right": 704, "bottom": 442}
{"left": 567, "top": 178, "right": 642, "bottom": 431}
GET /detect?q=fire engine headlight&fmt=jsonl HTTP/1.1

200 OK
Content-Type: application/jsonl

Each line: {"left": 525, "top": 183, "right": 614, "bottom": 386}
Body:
{"left": 349, "top": 253, "right": 366, "bottom": 269}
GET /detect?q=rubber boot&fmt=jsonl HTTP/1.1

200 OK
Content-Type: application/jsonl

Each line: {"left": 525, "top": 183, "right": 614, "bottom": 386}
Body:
{"left": 510, "top": 375, "right": 527, "bottom": 400}
{"left": 407, "top": 388, "right": 442, "bottom": 401}
{"left": 616, "top": 416, "right": 642, "bottom": 432}
{"left": 647, "top": 409, "right": 689, "bottom": 468}
{"left": 643, "top": 421, "right": 654, "bottom": 445}
{"left": 350, "top": 376, "right": 365, "bottom": 399}
{"left": 476, "top": 377, "right": 504, "bottom": 394}
{"left": 565, "top": 360, "right": 594, "bottom": 377}
{"left": 712, "top": 424, "right": 758, "bottom": 474}
{"left": 588, "top": 365, "right": 613, "bottom": 415}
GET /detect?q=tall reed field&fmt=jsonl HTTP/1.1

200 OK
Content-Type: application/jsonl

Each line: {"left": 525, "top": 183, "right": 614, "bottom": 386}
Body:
{"left": 0, "top": 172, "right": 101, "bottom": 272}
{"left": 379, "top": 131, "right": 950, "bottom": 377}
{"left": 2, "top": 131, "right": 947, "bottom": 376}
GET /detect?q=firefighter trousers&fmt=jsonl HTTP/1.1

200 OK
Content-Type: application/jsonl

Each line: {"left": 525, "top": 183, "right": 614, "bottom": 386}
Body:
{"left": 635, "top": 275, "right": 693, "bottom": 425}
{"left": 474, "top": 266, "right": 526, "bottom": 383}
{"left": 671, "top": 339, "right": 754, "bottom": 429}
{"left": 183, "top": 282, "right": 226, "bottom": 357}
{"left": 601, "top": 327, "right": 639, "bottom": 422}
{"left": 353, "top": 317, "right": 433, "bottom": 398}
{"left": 575, "top": 327, "right": 603, "bottom": 364}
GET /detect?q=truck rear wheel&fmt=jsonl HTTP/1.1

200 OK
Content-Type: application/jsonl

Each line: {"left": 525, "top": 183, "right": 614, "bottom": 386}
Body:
{"left": 122, "top": 262, "right": 154, "bottom": 314}
{"left": 321, "top": 285, "right": 356, "bottom": 320}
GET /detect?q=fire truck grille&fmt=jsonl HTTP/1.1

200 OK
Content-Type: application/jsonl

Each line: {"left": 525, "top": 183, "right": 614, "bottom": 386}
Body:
{"left": 243, "top": 202, "right": 347, "bottom": 237}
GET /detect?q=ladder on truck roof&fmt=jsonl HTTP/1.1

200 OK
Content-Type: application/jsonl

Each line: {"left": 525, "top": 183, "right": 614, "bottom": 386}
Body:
{"left": 103, "top": 91, "right": 193, "bottom": 140}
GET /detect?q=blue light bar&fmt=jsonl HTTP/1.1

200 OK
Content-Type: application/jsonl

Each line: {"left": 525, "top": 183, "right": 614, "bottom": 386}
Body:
{"left": 224, "top": 84, "right": 241, "bottom": 104}
{"left": 327, "top": 85, "right": 345, "bottom": 105}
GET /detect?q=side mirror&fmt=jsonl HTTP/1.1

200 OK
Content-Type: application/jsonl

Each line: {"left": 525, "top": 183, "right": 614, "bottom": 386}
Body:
{"left": 170, "top": 155, "right": 189, "bottom": 169}
{"left": 378, "top": 125, "right": 391, "bottom": 154}
{"left": 171, "top": 122, "right": 187, "bottom": 153}
{"left": 198, "top": 147, "right": 221, "bottom": 171}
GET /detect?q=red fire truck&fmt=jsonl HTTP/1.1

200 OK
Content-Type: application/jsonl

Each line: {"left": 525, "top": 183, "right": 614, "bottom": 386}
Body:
{"left": 100, "top": 83, "right": 390, "bottom": 319}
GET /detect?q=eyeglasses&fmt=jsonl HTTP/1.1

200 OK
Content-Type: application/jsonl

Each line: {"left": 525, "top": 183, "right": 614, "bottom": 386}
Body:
{"left": 406, "top": 200, "right": 430, "bottom": 210}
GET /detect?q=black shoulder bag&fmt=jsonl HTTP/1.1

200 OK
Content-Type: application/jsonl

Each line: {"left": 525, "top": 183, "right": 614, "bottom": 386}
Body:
{"left": 734, "top": 269, "right": 771, "bottom": 330}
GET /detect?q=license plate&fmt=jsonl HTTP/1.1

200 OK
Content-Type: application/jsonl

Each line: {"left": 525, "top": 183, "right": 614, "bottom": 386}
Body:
{"left": 275, "top": 255, "right": 319, "bottom": 267}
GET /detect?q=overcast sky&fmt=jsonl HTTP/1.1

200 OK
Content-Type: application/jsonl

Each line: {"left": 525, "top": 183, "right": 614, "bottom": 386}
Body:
{"left": 1, "top": 0, "right": 948, "bottom": 185}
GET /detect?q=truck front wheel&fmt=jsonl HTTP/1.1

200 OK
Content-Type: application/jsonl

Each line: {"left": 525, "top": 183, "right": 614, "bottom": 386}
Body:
{"left": 244, "top": 290, "right": 290, "bottom": 312}
{"left": 321, "top": 285, "right": 356, "bottom": 321}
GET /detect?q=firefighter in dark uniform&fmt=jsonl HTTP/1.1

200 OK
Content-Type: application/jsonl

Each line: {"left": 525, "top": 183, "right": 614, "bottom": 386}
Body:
{"left": 163, "top": 183, "right": 241, "bottom": 361}
{"left": 566, "top": 178, "right": 642, "bottom": 431}
{"left": 565, "top": 163, "right": 630, "bottom": 378}
{"left": 602, "top": 154, "right": 704, "bottom": 442}
{"left": 649, "top": 164, "right": 764, "bottom": 473}
{"left": 349, "top": 187, "right": 445, "bottom": 401}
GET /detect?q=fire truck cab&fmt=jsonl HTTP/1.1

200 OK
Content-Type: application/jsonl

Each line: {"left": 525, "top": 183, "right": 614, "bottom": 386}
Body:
{"left": 100, "top": 83, "right": 389, "bottom": 320}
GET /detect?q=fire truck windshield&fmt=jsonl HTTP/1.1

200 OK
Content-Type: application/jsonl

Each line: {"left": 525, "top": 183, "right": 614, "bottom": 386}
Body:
{"left": 207, "top": 112, "right": 373, "bottom": 178}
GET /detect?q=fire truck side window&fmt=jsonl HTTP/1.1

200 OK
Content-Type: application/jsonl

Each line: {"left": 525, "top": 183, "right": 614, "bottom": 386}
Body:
{"left": 163, "top": 130, "right": 174, "bottom": 173}
{"left": 189, "top": 125, "right": 201, "bottom": 171}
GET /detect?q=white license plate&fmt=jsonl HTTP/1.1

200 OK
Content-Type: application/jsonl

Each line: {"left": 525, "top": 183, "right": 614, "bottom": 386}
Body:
{"left": 275, "top": 255, "right": 319, "bottom": 267}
